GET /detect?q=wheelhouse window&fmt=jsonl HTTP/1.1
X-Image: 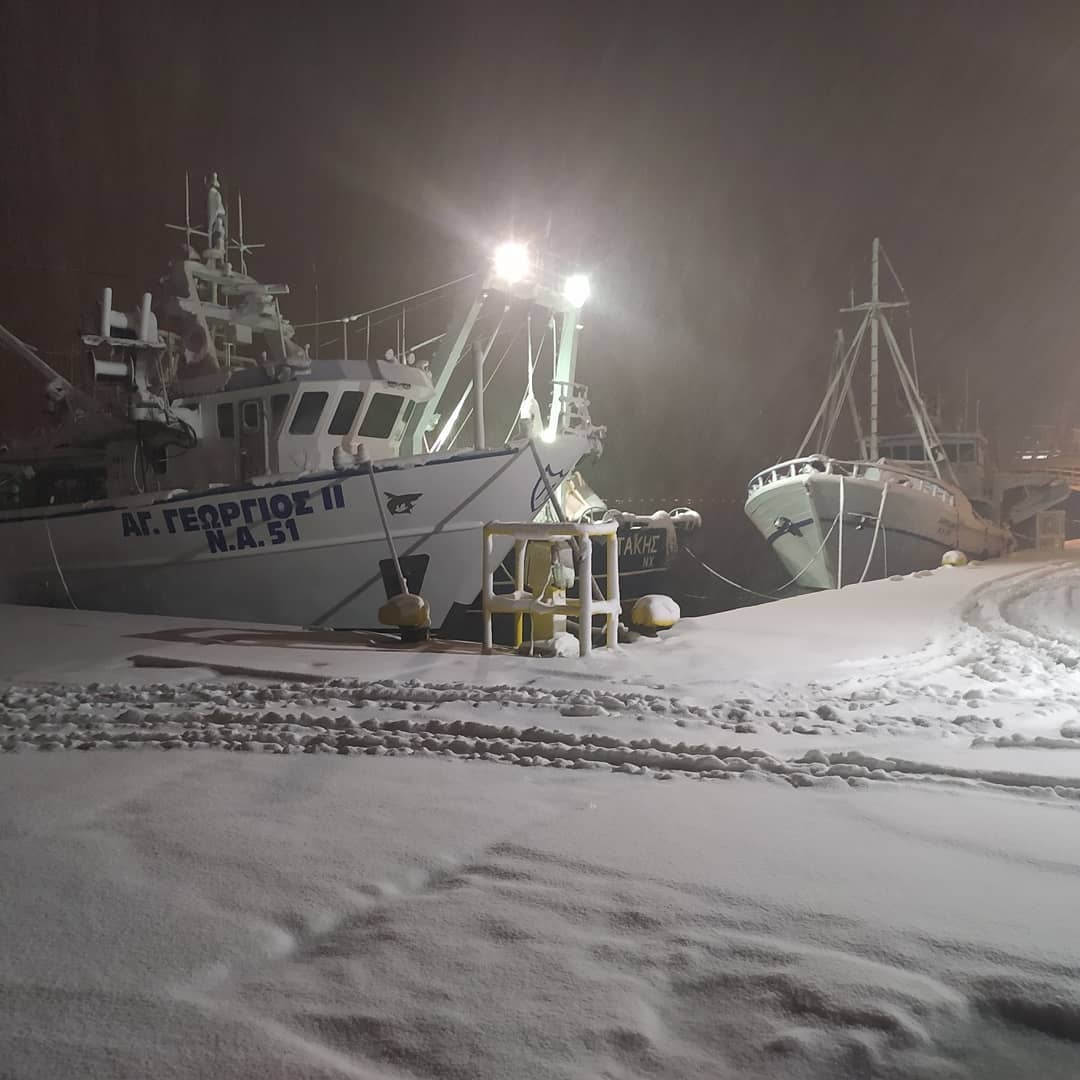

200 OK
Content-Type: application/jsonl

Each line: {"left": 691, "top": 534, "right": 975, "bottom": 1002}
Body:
{"left": 401, "top": 399, "right": 417, "bottom": 429}
{"left": 328, "top": 391, "right": 365, "bottom": 436}
{"left": 217, "top": 402, "right": 235, "bottom": 438}
{"left": 270, "top": 393, "right": 290, "bottom": 432}
{"left": 358, "top": 392, "right": 403, "bottom": 439}
{"left": 958, "top": 442, "right": 975, "bottom": 462}
{"left": 889, "top": 445, "right": 908, "bottom": 459}
{"left": 241, "top": 400, "right": 261, "bottom": 432}
{"left": 289, "top": 391, "right": 330, "bottom": 435}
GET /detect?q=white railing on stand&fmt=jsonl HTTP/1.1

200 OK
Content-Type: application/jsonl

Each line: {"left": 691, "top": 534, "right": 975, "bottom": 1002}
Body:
{"left": 482, "top": 520, "right": 621, "bottom": 658}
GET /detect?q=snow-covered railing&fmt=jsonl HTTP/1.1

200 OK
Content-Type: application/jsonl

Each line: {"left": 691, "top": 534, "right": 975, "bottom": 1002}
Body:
{"left": 747, "top": 456, "right": 956, "bottom": 507}
{"left": 481, "top": 520, "right": 620, "bottom": 658}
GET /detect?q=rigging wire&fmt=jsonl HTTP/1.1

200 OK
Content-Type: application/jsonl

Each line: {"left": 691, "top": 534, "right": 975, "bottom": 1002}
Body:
{"left": 447, "top": 321, "right": 527, "bottom": 448}
{"left": 304, "top": 282, "right": 513, "bottom": 362}
{"left": 878, "top": 244, "right": 920, "bottom": 390}
{"left": 429, "top": 310, "right": 509, "bottom": 452}
{"left": 317, "top": 301, "right": 506, "bottom": 356}
{"left": 292, "top": 271, "right": 478, "bottom": 330}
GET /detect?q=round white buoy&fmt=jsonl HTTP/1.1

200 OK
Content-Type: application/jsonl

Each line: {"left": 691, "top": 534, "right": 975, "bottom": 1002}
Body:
{"left": 631, "top": 594, "right": 681, "bottom": 631}
{"left": 941, "top": 550, "right": 968, "bottom": 567}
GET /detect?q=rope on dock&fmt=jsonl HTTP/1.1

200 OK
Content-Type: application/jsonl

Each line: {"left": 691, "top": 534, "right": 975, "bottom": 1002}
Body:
{"left": 688, "top": 514, "right": 841, "bottom": 601}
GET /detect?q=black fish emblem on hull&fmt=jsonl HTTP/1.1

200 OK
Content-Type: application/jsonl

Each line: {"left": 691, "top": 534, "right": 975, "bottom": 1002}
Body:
{"left": 531, "top": 466, "right": 569, "bottom": 513}
{"left": 386, "top": 493, "right": 422, "bottom": 515}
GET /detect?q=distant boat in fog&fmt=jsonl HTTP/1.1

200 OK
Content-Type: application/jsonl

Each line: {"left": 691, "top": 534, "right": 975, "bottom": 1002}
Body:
{"left": 745, "top": 238, "right": 1063, "bottom": 589}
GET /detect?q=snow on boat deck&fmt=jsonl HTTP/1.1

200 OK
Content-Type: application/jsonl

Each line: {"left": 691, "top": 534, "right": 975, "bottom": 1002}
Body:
{"left": 3, "top": 551, "right": 1080, "bottom": 1077}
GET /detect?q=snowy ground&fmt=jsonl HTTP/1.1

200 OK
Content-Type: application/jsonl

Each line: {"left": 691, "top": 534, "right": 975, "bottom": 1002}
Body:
{"left": 3, "top": 553, "right": 1080, "bottom": 1077}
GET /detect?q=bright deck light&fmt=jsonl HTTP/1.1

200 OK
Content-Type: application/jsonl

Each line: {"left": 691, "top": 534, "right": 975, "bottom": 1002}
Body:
{"left": 493, "top": 241, "right": 530, "bottom": 284}
{"left": 563, "top": 272, "right": 591, "bottom": 308}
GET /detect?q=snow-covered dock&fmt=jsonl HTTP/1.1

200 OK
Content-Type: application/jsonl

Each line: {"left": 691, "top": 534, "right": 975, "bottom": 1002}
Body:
{"left": 3, "top": 552, "right": 1080, "bottom": 1077}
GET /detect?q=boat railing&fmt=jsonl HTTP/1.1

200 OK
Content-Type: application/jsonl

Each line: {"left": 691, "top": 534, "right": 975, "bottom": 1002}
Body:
{"left": 747, "top": 456, "right": 956, "bottom": 507}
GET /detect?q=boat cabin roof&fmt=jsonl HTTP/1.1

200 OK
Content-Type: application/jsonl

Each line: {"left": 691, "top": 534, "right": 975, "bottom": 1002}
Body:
{"left": 878, "top": 432, "right": 986, "bottom": 464}
{"left": 191, "top": 357, "right": 434, "bottom": 399}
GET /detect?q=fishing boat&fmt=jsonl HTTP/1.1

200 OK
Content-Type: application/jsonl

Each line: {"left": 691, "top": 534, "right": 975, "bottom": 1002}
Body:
{"left": 0, "top": 173, "right": 605, "bottom": 630}
{"left": 744, "top": 238, "right": 1051, "bottom": 589}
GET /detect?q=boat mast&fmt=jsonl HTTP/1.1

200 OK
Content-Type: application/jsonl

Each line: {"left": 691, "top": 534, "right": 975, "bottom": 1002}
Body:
{"left": 796, "top": 318, "right": 870, "bottom": 458}
{"left": 869, "top": 237, "right": 880, "bottom": 460}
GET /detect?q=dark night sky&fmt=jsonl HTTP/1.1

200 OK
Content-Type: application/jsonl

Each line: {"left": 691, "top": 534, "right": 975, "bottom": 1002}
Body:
{"left": 4, "top": 1, "right": 1080, "bottom": 580}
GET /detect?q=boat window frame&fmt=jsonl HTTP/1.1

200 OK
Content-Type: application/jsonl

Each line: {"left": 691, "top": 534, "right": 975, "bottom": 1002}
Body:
{"left": 270, "top": 393, "right": 291, "bottom": 433}
{"left": 217, "top": 402, "right": 236, "bottom": 439}
{"left": 288, "top": 390, "right": 331, "bottom": 435}
{"left": 241, "top": 400, "right": 262, "bottom": 433}
{"left": 358, "top": 391, "right": 404, "bottom": 439}
{"left": 328, "top": 390, "right": 366, "bottom": 436}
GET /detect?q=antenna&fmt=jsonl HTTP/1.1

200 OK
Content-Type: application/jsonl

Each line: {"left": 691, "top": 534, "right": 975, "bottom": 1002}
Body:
{"left": 226, "top": 188, "right": 265, "bottom": 273}
{"left": 313, "top": 262, "right": 319, "bottom": 360}
{"left": 223, "top": 186, "right": 265, "bottom": 270}
{"left": 166, "top": 171, "right": 207, "bottom": 254}
{"left": 237, "top": 191, "right": 246, "bottom": 274}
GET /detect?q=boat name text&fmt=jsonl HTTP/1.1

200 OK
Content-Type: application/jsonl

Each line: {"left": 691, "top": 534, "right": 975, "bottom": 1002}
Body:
{"left": 118, "top": 483, "right": 346, "bottom": 554}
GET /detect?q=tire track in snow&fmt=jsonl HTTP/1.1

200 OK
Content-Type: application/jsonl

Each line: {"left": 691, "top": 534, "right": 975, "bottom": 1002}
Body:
{"left": 811, "top": 563, "right": 1080, "bottom": 737}
{"left": 4, "top": 681, "right": 1080, "bottom": 801}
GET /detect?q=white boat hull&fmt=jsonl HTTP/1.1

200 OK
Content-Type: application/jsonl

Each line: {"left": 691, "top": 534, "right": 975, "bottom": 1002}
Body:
{"left": 0, "top": 436, "right": 590, "bottom": 630}
{"left": 745, "top": 465, "right": 1013, "bottom": 590}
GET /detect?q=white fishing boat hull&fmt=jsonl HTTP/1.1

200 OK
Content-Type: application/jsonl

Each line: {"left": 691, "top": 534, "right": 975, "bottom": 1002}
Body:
{"left": 0, "top": 436, "right": 591, "bottom": 630}
{"left": 745, "top": 459, "right": 1014, "bottom": 590}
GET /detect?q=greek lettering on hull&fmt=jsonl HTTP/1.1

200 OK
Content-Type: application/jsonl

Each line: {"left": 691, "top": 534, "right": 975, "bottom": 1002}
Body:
{"left": 118, "top": 482, "right": 347, "bottom": 553}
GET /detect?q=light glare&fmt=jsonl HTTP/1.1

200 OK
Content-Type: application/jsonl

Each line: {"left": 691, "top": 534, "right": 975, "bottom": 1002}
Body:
{"left": 563, "top": 273, "right": 591, "bottom": 308}
{"left": 493, "top": 241, "right": 530, "bottom": 284}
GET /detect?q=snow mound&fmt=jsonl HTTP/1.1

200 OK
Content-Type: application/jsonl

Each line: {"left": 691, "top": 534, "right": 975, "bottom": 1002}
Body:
{"left": 631, "top": 594, "right": 681, "bottom": 629}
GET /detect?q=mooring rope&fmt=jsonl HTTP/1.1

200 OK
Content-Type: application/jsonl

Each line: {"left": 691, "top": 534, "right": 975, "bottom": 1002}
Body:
{"left": 857, "top": 483, "right": 890, "bottom": 584}
{"left": 687, "top": 513, "right": 841, "bottom": 601}
{"left": 44, "top": 520, "right": 78, "bottom": 609}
